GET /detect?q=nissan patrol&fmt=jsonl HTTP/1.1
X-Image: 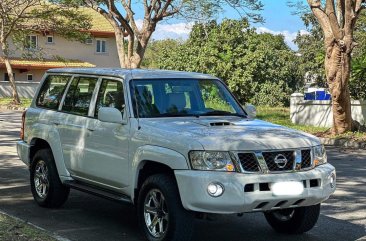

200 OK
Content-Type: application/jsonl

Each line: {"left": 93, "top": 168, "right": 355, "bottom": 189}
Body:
{"left": 17, "top": 68, "right": 336, "bottom": 241}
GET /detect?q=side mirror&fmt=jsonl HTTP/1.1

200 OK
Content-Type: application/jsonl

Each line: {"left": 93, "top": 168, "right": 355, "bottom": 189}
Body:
{"left": 244, "top": 104, "right": 256, "bottom": 118}
{"left": 98, "top": 107, "right": 123, "bottom": 124}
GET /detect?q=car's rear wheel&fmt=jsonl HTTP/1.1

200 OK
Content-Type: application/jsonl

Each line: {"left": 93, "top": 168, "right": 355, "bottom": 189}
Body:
{"left": 138, "top": 174, "right": 194, "bottom": 241}
{"left": 264, "top": 204, "right": 320, "bottom": 234}
{"left": 30, "top": 149, "right": 70, "bottom": 208}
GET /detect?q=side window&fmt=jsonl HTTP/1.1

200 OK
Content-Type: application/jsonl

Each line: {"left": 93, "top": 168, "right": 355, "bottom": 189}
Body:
{"left": 36, "top": 75, "right": 70, "bottom": 110}
{"left": 62, "top": 76, "right": 98, "bottom": 116}
{"left": 95, "top": 79, "right": 125, "bottom": 117}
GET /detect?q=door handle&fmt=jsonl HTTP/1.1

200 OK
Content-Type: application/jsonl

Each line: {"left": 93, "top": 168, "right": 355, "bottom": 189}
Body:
{"left": 87, "top": 127, "right": 95, "bottom": 132}
{"left": 52, "top": 121, "right": 61, "bottom": 126}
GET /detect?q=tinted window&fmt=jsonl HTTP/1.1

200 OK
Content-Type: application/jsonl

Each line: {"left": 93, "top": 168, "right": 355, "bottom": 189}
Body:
{"left": 95, "top": 79, "right": 125, "bottom": 117}
{"left": 36, "top": 75, "right": 70, "bottom": 110}
{"left": 62, "top": 77, "right": 98, "bottom": 116}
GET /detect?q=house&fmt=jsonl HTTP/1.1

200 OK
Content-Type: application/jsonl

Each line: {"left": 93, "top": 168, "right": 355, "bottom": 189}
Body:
{"left": 0, "top": 8, "right": 119, "bottom": 83}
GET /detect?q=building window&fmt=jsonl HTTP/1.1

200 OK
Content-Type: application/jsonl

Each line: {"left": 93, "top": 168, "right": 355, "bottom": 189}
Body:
{"left": 85, "top": 38, "right": 93, "bottom": 45}
{"left": 25, "top": 35, "right": 38, "bottom": 49}
{"left": 27, "top": 74, "right": 33, "bottom": 81}
{"left": 4, "top": 73, "right": 15, "bottom": 82}
{"left": 96, "top": 39, "right": 107, "bottom": 53}
{"left": 46, "top": 35, "right": 54, "bottom": 44}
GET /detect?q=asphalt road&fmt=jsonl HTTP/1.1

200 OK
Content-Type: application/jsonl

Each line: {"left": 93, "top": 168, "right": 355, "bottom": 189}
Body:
{"left": 0, "top": 110, "right": 365, "bottom": 241}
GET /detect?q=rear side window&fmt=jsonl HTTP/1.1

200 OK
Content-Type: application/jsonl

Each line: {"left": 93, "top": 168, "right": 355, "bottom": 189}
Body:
{"left": 95, "top": 79, "right": 125, "bottom": 117}
{"left": 36, "top": 75, "right": 70, "bottom": 110}
{"left": 62, "top": 76, "right": 98, "bottom": 116}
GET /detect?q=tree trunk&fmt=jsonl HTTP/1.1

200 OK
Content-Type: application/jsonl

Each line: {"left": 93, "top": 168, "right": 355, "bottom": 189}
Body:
{"left": 324, "top": 41, "right": 352, "bottom": 134}
{"left": 114, "top": 27, "right": 128, "bottom": 68}
{"left": 0, "top": 42, "right": 20, "bottom": 104}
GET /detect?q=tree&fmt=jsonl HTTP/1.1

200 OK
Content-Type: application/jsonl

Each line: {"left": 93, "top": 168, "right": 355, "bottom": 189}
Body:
{"left": 306, "top": 0, "right": 366, "bottom": 134}
{"left": 0, "top": 0, "right": 91, "bottom": 104}
{"left": 71, "top": 0, "right": 263, "bottom": 69}
{"left": 152, "top": 19, "right": 302, "bottom": 107}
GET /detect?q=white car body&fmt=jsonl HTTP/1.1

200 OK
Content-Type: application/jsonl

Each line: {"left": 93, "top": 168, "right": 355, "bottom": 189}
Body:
{"left": 17, "top": 68, "right": 336, "bottom": 215}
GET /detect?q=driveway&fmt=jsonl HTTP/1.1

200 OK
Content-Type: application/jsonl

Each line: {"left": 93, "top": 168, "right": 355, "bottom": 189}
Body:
{"left": 0, "top": 111, "right": 365, "bottom": 241}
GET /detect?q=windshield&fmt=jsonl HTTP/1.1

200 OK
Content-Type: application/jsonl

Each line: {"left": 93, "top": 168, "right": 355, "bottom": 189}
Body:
{"left": 130, "top": 79, "right": 246, "bottom": 118}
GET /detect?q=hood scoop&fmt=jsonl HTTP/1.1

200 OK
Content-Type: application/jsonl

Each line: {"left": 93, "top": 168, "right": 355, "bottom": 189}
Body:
{"left": 192, "top": 119, "right": 233, "bottom": 127}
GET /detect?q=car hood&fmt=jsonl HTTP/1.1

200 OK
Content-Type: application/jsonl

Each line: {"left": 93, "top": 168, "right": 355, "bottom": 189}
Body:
{"left": 139, "top": 117, "right": 320, "bottom": 151}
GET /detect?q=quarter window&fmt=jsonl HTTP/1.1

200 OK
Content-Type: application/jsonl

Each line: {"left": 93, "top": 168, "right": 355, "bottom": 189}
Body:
{"left": 95, "top": 79, "right": 125, "bottom": 117}
{"left": 62, "top": 77, "right": 98, "bottom": 116}
{"left": 96, "top": 39, "right": 107, "bottom": 53}
{"left": 36, "top": 75, "right": 70, "bottom": 110}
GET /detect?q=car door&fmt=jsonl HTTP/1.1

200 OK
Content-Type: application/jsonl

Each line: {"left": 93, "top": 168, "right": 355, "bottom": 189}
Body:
{"left": 56, "top": 75, "right": 99, "bottom": 178}
{"left": 78, "top": 77, "right": 130, "bottom": 190}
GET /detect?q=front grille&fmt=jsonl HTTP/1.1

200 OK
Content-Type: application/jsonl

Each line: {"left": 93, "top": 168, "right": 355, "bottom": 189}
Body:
{"left": 262, "top": 151, "right": 295, "bottom": 171}
{"left": 238, "top": 153, "right": 260, "bottom": 172}
{"left": 301, "top": 149, "right": 312, "bottom": 169}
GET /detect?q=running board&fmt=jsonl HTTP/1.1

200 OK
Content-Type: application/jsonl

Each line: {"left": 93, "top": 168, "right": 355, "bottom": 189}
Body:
{"left": 64, "top": 181, "right": 132, "bottom": 204}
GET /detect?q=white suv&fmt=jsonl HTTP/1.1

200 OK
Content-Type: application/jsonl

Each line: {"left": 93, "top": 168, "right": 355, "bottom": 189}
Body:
{"left": 17, "top": 68, "right": 336, "bottom": 241}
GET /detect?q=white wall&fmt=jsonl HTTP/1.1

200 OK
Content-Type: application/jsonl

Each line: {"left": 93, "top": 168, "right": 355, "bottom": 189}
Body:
{"left": 0, "top": 81, "right": 39, "bottom": 98}
{"left": 0, "top": 34, "right": 120, "bottom": 68}
{"left": 0, "top": 69, "right": 44, "bottom": 82}
{"left": 290, "top": 93, "right": 366, "bottom": 127}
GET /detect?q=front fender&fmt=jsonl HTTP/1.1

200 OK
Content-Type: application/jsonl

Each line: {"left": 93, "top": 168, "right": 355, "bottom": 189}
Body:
{"left": 130, "top": 145, "right": 190, "bottom": 199}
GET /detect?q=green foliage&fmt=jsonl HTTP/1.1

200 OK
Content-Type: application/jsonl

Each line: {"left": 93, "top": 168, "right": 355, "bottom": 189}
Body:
{"left": 0, "top": 1, "right": 91, "bottom": 58}
{"left": 293, "top": 13, "right": 326, "bottom": 86}
{"left": 151, "top": 19, "right": 302, "bottom": 107}
{"left": 350, "top": 57, "right": 366, "bottom": 100}
{"left": 292, "top": 4, "right": 366, "bottom": 99}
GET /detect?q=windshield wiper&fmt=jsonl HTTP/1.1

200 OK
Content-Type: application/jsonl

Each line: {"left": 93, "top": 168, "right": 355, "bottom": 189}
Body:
{"left": 198, "top": 110, "right": 246, "bottom": 118}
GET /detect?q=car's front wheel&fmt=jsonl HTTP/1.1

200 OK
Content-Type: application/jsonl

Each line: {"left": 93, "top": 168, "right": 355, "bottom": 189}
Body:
{"left": 264, "top": 204, "right": 320, "bottom": 234}
{"left": 30, "top": 149, "right": 70, "bottom": 208}
{"left": 138, "top": 174, "right": 194, "bottom": 241}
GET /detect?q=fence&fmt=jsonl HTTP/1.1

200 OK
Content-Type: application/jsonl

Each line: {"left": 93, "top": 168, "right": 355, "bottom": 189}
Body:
{"left": 290, "top": 93, "right": 366, "bottom": 127}
{"left": 0, "top": 81, "right": 40, "bottom": 98}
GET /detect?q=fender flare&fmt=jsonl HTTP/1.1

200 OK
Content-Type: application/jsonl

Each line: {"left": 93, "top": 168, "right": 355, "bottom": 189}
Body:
{"left": 130, "top": 145, "right": 189, "bottom": 199}
{"left": 29, "top": 123, "right": 70, "bottom": 179}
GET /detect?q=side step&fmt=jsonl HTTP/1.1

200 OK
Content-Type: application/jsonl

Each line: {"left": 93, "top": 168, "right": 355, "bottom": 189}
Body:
{"left": 64, "top": 181, "right": 132, "bottom": 204}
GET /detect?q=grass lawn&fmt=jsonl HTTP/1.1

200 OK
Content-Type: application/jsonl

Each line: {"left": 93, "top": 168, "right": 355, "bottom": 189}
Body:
{"left": 256, "top": 106, "right": 329, "bottom": 134}
{"left": 0, "top": 213, "right": 56, "bottom": 241}
{"left": 257, "top": 106, "right": 366, "bottom": 142}
{"left": 0, "top": 98, "right": 32, "bottom": 108}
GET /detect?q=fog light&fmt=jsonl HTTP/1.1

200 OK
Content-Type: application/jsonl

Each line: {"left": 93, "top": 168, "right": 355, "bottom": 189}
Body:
{"left": 207, "top": 183, "right": 224, "bottom": 197}
{"left": 329, "top": 173, "right": 336, "bottom": 188}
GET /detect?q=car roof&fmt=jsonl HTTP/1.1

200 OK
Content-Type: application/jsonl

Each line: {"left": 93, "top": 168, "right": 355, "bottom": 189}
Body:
{"left": 46, "top": 68, "right": 216, "bottom": 80}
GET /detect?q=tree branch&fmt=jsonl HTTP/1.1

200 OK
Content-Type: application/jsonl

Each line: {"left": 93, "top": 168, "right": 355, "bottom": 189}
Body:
{"left": 307, "top": 0, "right": 333, "bottom": 40}
{"left": 344, "top": 0, "right": 355, "bottom": 35}
{"left": 326, "top": 0, "right": 343, "bottom": 40}
{"left": 121, "top": 0, "right": 140, "bottom": 36}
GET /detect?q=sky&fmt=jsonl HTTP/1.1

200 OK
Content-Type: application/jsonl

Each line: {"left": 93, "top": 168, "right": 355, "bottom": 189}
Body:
{"left": 129, "top": 0, "right": 308, "bottom": 50}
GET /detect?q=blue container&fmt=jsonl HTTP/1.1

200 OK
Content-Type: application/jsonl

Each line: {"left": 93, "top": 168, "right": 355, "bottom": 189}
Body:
{"left": 304, "top": 92, "right": 315, "bottom": 100}
{"left": 315, "top": 91, "right": 326, "bottom": 100}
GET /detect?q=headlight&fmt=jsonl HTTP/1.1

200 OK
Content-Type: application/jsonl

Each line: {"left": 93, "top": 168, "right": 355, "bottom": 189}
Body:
{"left": 189, "top": 151, "right": 236, "bottom": 172}
{"left": 313, "top": 145, "right": 327, "bottom": 166}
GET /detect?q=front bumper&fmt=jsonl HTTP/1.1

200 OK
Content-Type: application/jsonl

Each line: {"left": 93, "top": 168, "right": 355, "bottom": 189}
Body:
{"left": 16, "top": 140, "right": 31, "bottom": 166}
{"left": 175, "top": 163, "right": 336, "bottom": 214}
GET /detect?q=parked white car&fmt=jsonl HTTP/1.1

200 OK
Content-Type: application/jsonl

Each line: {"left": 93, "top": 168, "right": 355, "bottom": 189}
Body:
{"left": 17, "top": 68, "right": 336, "bottom": 241}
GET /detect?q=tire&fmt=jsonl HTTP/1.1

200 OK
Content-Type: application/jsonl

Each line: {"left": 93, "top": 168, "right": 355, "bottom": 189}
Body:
{"left": 138, "top": 174, "right": 194, "bottom": 241}
{"left": 264, "top": 204, "right": 321, "bottom": 234}
{"left": 30, "top": 148, "right": 70, "bottom": 208}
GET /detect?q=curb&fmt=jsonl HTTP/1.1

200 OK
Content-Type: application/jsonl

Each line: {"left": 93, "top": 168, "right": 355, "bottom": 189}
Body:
{"left": 320, "top": 137, "right": 366, "bottom": 149}
{"left": 0, "top": 210, "right": 71, "bottom": 241}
